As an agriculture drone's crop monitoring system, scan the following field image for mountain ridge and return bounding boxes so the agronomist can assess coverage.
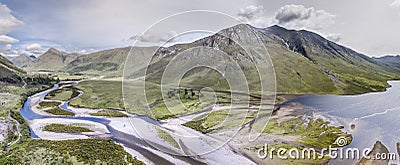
[24,24,400,94]
[12,54,36,68]
[374,55,400,70]
[24,48,80,71]
[138,24,399,94]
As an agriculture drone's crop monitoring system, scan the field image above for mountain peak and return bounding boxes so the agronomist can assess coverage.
[269,24,286,30]
[12,54,35,68]
[45,48,64,54]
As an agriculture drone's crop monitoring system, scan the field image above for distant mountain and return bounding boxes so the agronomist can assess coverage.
[63,47,130,73]
[12,54,36,68]
[126,24,399,94]
[63,47,158,76]
[374,55,400,70]
[25,48,80,71]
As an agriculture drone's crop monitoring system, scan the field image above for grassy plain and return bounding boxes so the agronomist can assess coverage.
[45,87,79,101]
[70,80,125,110]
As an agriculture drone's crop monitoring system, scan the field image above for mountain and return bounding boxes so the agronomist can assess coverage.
[63,46,159,76]
[0,54,26,85]
[125,24,399,94]
[53,24,399,94]
[25,48,80,71]
[63,47,130,73]
[12,54,36,68]
[374,55,400,70]
[263,25,398,94]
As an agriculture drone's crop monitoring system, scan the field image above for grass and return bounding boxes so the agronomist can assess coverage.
[156,128,180,149]
[38,101,61,109]
[147,87,217,120]
[0,139,144,164]
[240,116,351,164]
[0,77,145,165]
[267,45,339,94]
[262,117,352,149]
[0,94,18,119]
[43,124,93,133]
[45,88,74,101]
[53,72,86,81]
[183,110,229,133]
[90,110,128,117]
[70,80,125,110]
[183,109,256,133]
[44,107,74,116]
[74,80,212,120]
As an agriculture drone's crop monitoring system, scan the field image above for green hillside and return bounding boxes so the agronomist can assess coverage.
[264,25,399,94]
[63,47,130,74]
[126,24,399,95]
[0,54,26,86]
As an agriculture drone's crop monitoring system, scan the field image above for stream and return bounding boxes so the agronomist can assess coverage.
[19,80,256,165]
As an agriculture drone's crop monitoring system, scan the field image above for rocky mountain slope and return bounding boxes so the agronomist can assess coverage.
[262,25,398,94]
[126,24,399,94]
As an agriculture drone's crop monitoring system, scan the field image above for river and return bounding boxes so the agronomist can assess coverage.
[19,80,255,165]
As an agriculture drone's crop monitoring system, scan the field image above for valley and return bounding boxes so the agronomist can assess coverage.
[1,24,400,164]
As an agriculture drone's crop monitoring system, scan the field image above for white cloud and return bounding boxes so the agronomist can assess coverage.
[325,33,342,42]
[76,48,96,55]
[238,5,264,21]
[237,5,269,27]
[0,3,23,45]
[24,43,47,55]
[0,44,19,57]
[0,35,19,44]
[273,4,336,31]
[129,31,178,43]
[390,0,400,7]
[0,3,23,35]
[25,43,43,51]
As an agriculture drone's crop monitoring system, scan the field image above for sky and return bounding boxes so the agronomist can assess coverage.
[0,0,400,58]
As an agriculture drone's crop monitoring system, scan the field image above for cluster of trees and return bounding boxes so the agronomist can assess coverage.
[166,88,199,100]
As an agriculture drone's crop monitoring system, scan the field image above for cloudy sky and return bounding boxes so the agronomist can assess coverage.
[0,0,399,58]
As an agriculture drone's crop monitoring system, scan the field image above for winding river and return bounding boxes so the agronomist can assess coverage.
[19,81,255,165]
